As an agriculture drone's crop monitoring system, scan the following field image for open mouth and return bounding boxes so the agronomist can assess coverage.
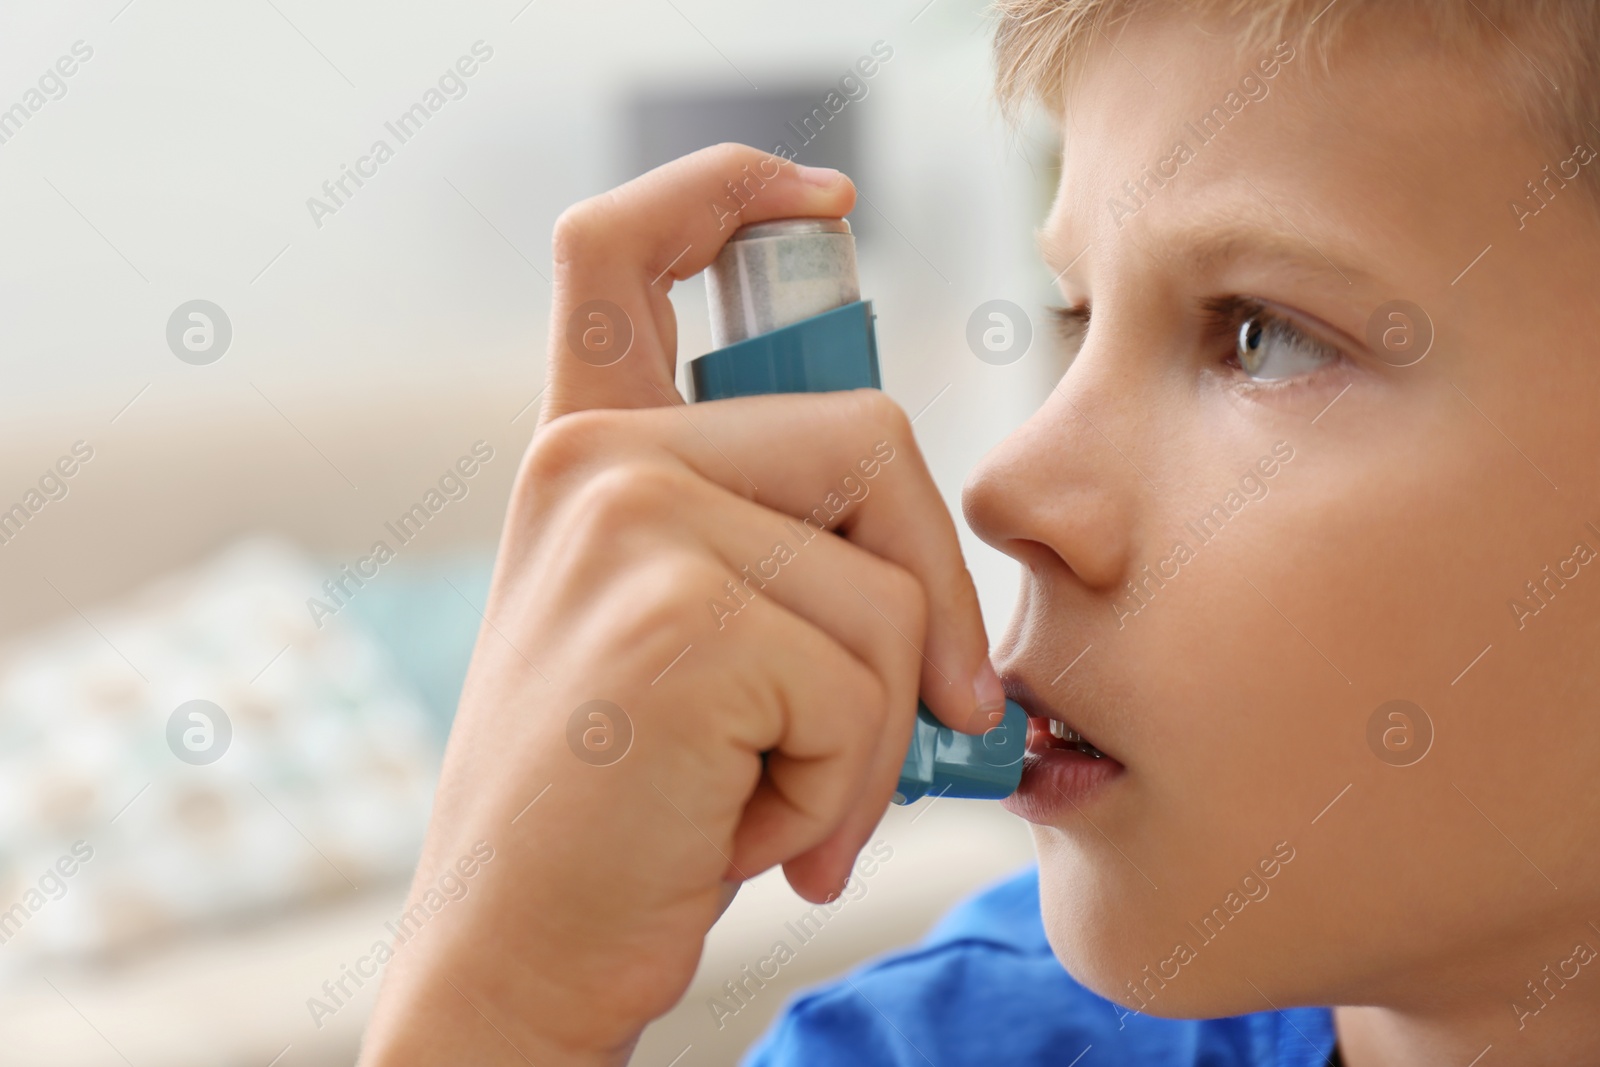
[1043,717,1109,759]
[1004,679,1125,821]
[1005,692,1125,822]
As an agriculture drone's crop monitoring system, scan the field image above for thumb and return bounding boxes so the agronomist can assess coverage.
[541,143,857,422]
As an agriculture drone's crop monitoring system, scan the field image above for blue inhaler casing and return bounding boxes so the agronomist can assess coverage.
[687,218,1026,804]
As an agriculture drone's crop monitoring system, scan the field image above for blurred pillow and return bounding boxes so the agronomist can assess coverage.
[0,537,442,970]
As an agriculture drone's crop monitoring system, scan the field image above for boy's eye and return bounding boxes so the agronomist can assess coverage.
[1048,303,1091,350]
[1225,303,1340,382]
[1046,297,1342,382]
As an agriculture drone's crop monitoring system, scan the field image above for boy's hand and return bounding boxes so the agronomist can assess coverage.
[359,144,1001,1065]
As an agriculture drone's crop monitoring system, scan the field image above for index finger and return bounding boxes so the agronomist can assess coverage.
[542,143,857,421]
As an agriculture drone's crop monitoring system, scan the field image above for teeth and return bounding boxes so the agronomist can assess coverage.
[1047,718,1105,758]
[1047,719,1083,743]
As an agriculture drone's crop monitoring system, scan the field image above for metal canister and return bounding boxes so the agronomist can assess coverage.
[706,218,860,348]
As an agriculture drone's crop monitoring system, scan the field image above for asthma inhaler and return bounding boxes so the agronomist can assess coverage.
[688,217,1026,804]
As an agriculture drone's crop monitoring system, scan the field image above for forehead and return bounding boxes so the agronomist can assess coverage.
[1038,13,1545,297]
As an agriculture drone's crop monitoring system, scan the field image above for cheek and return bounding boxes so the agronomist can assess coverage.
[1109,389,1600,986]
[1310,395,1600,913]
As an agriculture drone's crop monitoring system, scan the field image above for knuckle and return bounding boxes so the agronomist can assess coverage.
[852,388,912,443]
[515,412,696,554]
[568,461,688,537]
[877,560,928,632]
[609,554,722,659]
[551,193,618,266]
[550,204,591,265]
[848,666,892,730]
[694,141,758,170]
[520,409,620,488]
[541,550,713,701]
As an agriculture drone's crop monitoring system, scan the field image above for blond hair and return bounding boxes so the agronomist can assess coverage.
[991,0,1600,161]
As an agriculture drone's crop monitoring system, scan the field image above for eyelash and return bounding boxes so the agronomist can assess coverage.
[1201,295,1343,379]
[1048,303,1090,347]
[1045,297,1345,383]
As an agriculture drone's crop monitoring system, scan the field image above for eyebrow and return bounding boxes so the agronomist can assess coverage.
[1039,209,1377,292]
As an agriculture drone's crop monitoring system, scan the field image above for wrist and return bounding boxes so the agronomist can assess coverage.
[360,972,637,1067]
[359,932,642,1067]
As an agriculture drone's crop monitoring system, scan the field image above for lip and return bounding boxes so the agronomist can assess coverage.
[1000,676,1125,825]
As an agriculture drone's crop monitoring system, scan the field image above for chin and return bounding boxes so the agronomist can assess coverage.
[1034,838,1265,1021]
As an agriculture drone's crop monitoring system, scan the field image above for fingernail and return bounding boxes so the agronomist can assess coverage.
[972,658,1006,725]
[795,164,843,187]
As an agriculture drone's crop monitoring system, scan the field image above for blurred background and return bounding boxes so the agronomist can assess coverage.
[0,0,1072,1063]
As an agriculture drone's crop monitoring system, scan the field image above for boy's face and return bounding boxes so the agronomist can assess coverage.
[963,13,1600,1018]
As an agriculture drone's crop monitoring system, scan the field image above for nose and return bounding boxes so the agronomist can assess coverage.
[961,354,1142,596]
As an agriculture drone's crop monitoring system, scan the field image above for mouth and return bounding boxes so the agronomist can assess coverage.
[1001,674,1125,823]
[1006,677,1116,763]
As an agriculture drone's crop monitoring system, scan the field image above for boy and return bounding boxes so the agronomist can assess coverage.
[359,2,1600,1064]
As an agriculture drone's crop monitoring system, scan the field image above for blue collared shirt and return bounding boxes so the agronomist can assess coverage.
[745,867,1338,1066]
